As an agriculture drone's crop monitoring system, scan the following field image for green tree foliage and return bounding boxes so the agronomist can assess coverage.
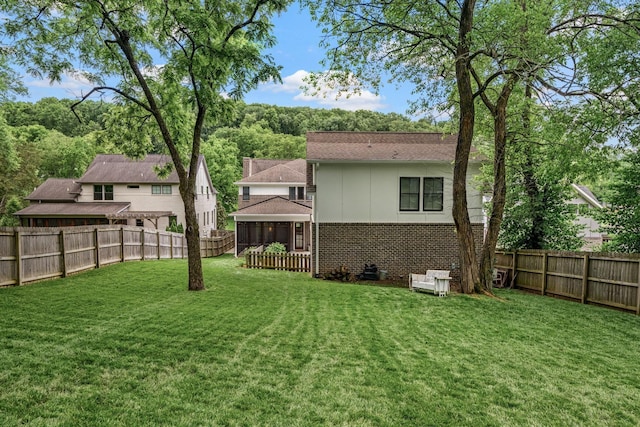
[0,98,108,136]
[596,150,640,253]
[201,136,242,213]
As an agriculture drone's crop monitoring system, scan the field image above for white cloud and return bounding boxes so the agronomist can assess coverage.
[261,69,387,112]
[27,71,96,96]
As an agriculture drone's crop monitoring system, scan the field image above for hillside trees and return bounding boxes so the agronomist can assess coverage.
[306,0,640,293]
[596,150,640,253]
[1,0,292,291]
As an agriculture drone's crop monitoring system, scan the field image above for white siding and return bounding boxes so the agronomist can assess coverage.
[194,161,217,235]
[77,161,217,236]
[314,162,483,224]
[237,184,291,197]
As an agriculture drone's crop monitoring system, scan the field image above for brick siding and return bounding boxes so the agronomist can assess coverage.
[314,222,484,285]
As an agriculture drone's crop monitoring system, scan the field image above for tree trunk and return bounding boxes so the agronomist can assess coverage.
[452,0,480,294]
[479,81,515,290]
[182,189,205,291]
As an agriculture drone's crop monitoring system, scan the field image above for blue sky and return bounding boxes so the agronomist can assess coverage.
[17,5,418,117]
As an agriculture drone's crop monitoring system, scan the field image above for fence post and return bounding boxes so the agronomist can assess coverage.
[636,260,640,315]
[581,253,590,304]
[541,252,548,296]
[15,230,22,286]
[120,227,125,262]
[157,231,161,260]
[170,233,174,259]
[60,229,67,278]
[511,250,518,288]
[141,229,145,261]
[95,228,101,268]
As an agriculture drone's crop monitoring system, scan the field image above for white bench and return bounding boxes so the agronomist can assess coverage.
[409,270,452,297]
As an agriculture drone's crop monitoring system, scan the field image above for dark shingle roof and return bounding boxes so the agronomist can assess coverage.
[230,196,312,216]
[25,178,81,202]
[78,154,180,184]
[306,131,479,162]
[14,202,130,217]
[237,159,307,184]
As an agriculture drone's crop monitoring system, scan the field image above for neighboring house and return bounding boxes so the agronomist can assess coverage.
[306,131,485,281]
[15,154,218,236]
[569,183,607,250]
[230,158,312,255]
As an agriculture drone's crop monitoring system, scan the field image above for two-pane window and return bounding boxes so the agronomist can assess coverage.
[399,178,420,211]
[289,186,305,200]
[152,185,172,195]
[93,185,114,201]
[399,177,443,212]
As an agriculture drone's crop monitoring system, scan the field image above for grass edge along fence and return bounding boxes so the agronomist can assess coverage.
[0,226,234,287]
[245,246,311,273]
[495,249,640,315]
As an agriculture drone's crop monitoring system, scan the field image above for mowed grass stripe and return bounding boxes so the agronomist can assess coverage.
[1,255,639,426]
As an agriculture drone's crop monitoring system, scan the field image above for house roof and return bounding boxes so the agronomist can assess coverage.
[25,178,81,202]
[306,131,480,162]
[242,158,294,178]
[78,154,181,184]
[237,159,307,184]
[572,184,604,209]
[14,202,131,217]
[229,196,312,216]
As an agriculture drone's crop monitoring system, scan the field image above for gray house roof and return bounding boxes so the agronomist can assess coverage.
[25,178,81,202]
[230,196,312,216]
[15,202,130,217]
[306,131,480,162]
[78,154,180,184]
[236,159,306,184]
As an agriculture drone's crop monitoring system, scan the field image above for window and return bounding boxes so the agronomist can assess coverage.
[399,177,420,211]
[289,186,305,200]
[136,219,144,227]
[423,178,444,211]
[127,185,139,189]
[152,185,172,195]
[93,184,114,201]
[297,186,305,200]
[289,186,296,200]
[242,186,250,201]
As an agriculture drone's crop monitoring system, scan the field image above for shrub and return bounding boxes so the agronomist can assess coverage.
[264,242,286,254]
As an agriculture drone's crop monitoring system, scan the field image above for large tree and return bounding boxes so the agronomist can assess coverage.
[306,0,640,293]
[1,0,291,290]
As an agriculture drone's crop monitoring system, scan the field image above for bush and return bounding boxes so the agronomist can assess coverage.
[264,242,286,254]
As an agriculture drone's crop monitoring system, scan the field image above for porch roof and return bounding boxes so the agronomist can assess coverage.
[14,202,131,217]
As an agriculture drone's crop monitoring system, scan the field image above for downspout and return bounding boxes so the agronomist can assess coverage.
[313,162,319,276]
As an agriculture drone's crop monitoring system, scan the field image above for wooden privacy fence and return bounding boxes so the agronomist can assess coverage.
[495,249,640,315]
[245,249,311,273]
[0,226,235,287]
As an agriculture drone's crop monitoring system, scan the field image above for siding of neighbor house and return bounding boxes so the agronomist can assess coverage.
[314,162,483,223]
[20,154,217,236]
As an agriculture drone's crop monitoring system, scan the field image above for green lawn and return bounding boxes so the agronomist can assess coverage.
[1,256,640,426]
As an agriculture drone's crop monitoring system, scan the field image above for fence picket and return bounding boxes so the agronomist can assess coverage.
[0,226,234,287]
[496,249,640,315]
[244,251,311,273]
